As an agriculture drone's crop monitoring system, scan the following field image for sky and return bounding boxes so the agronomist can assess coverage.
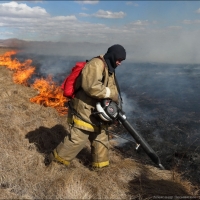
[1,1,200,63]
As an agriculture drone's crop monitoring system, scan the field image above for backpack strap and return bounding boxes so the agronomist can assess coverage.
[95,56,106,70]
[114,73,123,106]
[96,56,122,104]
[97,56,123,106]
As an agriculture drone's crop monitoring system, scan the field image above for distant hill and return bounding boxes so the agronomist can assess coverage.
[0,38,28,48]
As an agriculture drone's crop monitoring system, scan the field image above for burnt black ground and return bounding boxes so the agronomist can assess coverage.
[117,62,200,185]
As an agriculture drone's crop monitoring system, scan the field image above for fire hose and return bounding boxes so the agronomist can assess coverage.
[96,99,165,170]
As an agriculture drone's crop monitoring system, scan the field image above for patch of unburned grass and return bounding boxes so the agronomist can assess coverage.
[0,47,14,55]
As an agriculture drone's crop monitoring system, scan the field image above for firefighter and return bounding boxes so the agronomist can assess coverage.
[44,44,126,168]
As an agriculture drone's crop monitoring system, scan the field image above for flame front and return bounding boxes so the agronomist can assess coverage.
[0,51,35,85]
[30,76,68,115]
[0,51,68,115]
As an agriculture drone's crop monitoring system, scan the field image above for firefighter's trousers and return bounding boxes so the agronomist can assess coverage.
[53,126,109,168]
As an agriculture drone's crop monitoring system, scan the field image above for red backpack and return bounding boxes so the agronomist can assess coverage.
[61,57,105,99]
[61,61,86,98]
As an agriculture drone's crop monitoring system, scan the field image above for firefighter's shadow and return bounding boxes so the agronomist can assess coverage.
[25,124,92,166]
[25,124,68,154]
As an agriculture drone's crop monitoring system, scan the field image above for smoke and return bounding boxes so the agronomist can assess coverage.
[116,62,200,148]
[15,48,200,121]
[15,50,84,84]
[19,41,109,59]
[7,32,200,65]
[152,130,163,143]
[121,93,137,116]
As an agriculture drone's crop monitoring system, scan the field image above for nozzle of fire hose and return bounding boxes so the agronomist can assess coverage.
[117,111,165,169]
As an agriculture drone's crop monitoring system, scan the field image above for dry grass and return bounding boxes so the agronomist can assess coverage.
[0,48,14,55]
[0,49,199,199]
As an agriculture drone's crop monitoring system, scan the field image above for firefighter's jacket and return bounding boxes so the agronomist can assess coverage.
[67,55,119,132]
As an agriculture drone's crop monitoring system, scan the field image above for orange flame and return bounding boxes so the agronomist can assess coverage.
[30,76,68,115]
[0,51,68,115]
[0,50,35,85]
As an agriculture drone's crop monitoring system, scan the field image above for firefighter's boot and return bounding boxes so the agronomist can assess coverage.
[44,150,70,167]
[44,152,55,166]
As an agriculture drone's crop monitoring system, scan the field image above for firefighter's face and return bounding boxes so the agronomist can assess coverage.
[116,59,123,66]
[116,60,122,66]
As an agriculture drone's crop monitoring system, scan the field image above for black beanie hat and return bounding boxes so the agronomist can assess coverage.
[104,44,126,74]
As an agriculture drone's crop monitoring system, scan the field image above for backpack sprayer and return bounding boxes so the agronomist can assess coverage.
[96,99,165,170]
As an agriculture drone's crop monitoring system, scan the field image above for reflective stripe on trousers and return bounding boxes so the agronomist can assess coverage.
[68,116,107,132]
